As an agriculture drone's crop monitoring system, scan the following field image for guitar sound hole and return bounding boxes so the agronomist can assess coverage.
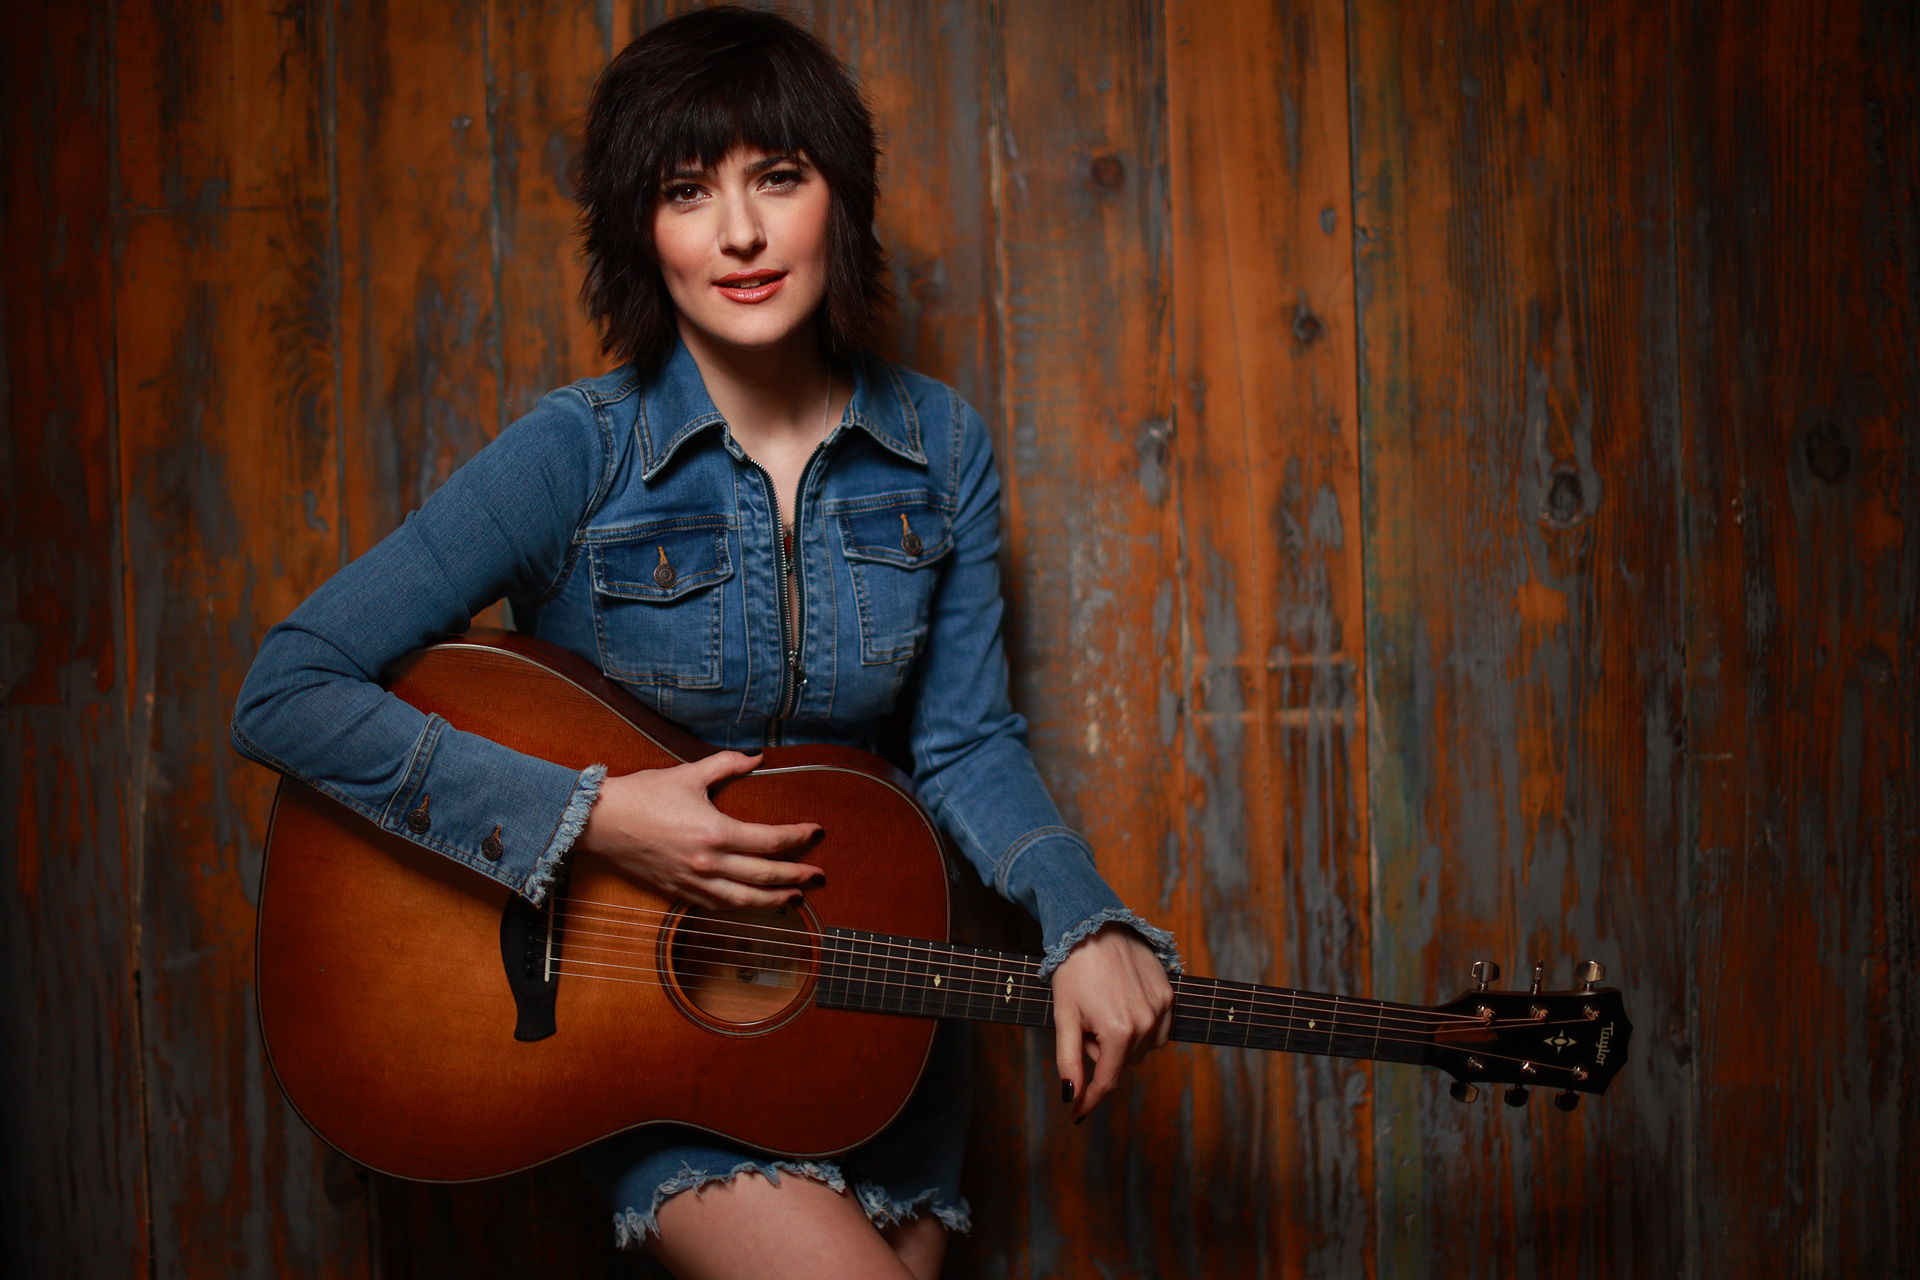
[665,902,819,1035]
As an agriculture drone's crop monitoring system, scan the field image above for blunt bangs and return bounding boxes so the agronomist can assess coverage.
[576,6,890,373]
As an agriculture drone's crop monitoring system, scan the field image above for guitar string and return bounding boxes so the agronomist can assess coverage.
[559,911,1467,1037]
[553,894,1486,1028]
[557,945,1587,1046]
[560,920,1473,1044]
[558,908,1521,1037]
[550,917,1563,1047]
[551,898,1499,1032]
[534,958,1597,1077]
[550,950,1604,1044]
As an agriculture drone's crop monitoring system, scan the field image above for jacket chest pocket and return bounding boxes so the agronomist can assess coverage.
[831,494,952,665]
[588,519,732,688]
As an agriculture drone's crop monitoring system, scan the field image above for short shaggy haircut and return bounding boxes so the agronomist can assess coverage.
[575,6,891,374]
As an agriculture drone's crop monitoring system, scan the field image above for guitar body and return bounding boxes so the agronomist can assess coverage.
[255,632,949,1182]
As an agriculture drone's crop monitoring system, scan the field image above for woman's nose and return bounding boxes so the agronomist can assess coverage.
[717,194,765,256]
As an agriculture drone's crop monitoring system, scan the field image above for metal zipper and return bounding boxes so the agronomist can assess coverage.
[755,446,827,748]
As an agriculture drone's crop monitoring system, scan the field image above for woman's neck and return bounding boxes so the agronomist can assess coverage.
[675,315,834,446]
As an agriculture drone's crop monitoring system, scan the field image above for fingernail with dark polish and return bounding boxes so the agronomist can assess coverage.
[807,874,826,888]
[1074,1113,1086,1126]
[1061,1079,1074,1104]
[808,829,826,844]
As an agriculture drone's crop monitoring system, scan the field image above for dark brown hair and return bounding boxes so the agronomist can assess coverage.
[575,6,890,373]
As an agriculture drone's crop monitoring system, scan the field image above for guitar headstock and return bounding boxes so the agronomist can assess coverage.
[1427,960,1631,1110]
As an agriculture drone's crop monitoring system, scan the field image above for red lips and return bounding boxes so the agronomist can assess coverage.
[714,270,787,303]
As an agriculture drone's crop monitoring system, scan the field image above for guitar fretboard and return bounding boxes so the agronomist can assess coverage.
[816,929,1433,1066]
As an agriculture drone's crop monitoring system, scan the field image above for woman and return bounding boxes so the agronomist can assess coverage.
[232,8,1177,1277]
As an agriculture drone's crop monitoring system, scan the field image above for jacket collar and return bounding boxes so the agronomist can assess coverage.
[636,337,926,479]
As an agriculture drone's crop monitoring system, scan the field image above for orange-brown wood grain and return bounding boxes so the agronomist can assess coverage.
[111,1,366,1273]
[1673,0,1919,1273]
[1165,1,1375,1273]
[1,11,146,1272]
[114,0,329,212]
[491,0,617,420]
[1351,0,1690,1273]
[990,2,1187,1274]
[825,0,1004,417]
[334,0,502,556]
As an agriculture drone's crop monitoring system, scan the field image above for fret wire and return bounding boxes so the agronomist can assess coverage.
[897,934,919,1018]
[878,932,896,1015]
[856,930,875,1013]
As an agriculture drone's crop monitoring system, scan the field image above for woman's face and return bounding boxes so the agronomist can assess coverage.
[651,145,833,359]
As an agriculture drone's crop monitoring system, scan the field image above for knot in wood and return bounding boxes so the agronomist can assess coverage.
[1089,153,1125,190]
[1804,423,1849,483]
[1542,470,1585,527]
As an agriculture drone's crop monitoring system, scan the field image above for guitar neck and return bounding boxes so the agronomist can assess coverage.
[817,929,1434,1068]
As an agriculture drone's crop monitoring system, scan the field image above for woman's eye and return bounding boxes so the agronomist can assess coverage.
[663,184,703,205]
[762,169,803,191]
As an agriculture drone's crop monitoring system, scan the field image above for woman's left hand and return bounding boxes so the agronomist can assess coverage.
[1050,923,1175,1122]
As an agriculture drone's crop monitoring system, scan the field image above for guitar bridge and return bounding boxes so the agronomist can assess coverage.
[499,873,566,1041]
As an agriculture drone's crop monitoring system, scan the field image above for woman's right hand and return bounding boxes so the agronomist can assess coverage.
[576,750,824,909]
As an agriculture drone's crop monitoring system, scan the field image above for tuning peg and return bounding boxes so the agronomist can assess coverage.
[1576,959,1605,991]
[1470,960,1501,991]
[1449,1080,1480,1103]
[1503,1085,1530,1107]
[1529,962,1544,995]
[1554,1091,1581,1112]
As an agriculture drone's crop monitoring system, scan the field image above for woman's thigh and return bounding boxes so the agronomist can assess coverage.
[651,1169,943,1280]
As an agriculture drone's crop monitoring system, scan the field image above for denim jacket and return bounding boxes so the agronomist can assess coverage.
[231,341,1177,977]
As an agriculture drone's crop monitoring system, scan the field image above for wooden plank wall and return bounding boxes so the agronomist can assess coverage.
[2,1,1913,1277]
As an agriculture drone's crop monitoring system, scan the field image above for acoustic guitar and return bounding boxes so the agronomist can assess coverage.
[254,630,1632,1182]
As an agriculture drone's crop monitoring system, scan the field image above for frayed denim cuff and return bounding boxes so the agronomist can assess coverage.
[1038,907,1184,983]
[991,826,1183,982]
[526,763,605,905]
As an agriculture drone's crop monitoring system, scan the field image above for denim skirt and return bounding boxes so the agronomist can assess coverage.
[578,1021,974,1247]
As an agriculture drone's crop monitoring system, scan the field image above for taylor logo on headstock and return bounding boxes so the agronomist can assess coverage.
[1596,1023,1616,1064]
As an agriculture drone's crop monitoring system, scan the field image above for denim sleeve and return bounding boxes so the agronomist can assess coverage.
[904,397,1181,981]
[230,386,612,904]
